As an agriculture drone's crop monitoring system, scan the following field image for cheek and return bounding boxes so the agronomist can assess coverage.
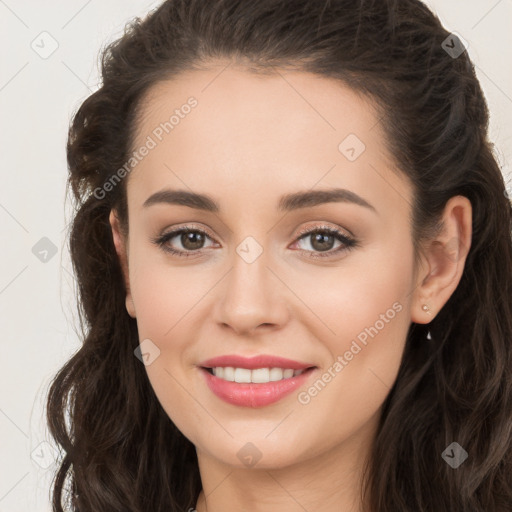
[291,250,412,420]
[329,256,412,391]
[293,297,410,451]
[280,244,413,346]
[129,255,213,340]
[128,262,209,440]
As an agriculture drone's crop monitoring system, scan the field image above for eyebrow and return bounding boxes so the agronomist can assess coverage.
[142,187,377,214]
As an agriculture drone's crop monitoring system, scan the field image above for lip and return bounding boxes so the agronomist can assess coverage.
[199,366,317,408]
[198,354,315,370]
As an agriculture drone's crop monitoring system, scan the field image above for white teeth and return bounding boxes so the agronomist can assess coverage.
[269,368,283,381]
[234,368,251,383]
[211,367,306,383]
[223,366,235,381]
[251,368,270,383]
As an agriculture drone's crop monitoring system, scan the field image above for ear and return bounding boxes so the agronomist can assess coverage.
[109,209,136,318]
[411,195,472,324]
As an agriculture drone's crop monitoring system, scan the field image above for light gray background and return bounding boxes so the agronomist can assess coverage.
[0,1,511,510]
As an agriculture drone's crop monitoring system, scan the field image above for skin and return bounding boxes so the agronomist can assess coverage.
[109,61,472,512]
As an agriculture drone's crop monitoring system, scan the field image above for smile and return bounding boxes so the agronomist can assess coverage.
[206,366,305,383]
[199,366,317,408]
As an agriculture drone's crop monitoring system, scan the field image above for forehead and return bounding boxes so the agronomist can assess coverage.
[127,64,412,221]
[133,64,384,153]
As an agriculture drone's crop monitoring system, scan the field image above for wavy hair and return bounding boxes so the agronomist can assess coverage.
[46,0,512,510]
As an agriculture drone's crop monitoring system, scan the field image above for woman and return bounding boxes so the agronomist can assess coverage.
[46,0,512,510]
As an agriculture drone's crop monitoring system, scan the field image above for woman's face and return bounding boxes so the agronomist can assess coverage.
[111,63,422,470]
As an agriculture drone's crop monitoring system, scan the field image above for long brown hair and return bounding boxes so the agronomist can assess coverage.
[46,0,512,510]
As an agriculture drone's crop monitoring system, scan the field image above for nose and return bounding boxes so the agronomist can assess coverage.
[213,246,290,337]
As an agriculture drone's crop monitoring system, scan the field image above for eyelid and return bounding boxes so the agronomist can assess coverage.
[159,221,353,242]
[290,224,358,259]
[152,222,358,259]
[161,222,218,241]
[294,222,354,239]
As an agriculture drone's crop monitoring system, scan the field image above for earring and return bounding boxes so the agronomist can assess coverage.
[422,303,433,340]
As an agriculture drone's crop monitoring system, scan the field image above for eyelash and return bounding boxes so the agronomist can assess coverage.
[150,224,359,260]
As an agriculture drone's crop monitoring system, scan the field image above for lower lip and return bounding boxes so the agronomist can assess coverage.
[199,367,316,408]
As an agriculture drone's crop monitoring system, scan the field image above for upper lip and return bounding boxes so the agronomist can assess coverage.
[199,354,316,370]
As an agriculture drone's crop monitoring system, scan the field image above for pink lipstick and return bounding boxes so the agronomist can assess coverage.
[198,354,317,408]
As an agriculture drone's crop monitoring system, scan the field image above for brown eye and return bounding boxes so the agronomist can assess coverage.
[308,232,336,252]
[151,227,216,257]
[180,231,206,250]
[292,226,359,259]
